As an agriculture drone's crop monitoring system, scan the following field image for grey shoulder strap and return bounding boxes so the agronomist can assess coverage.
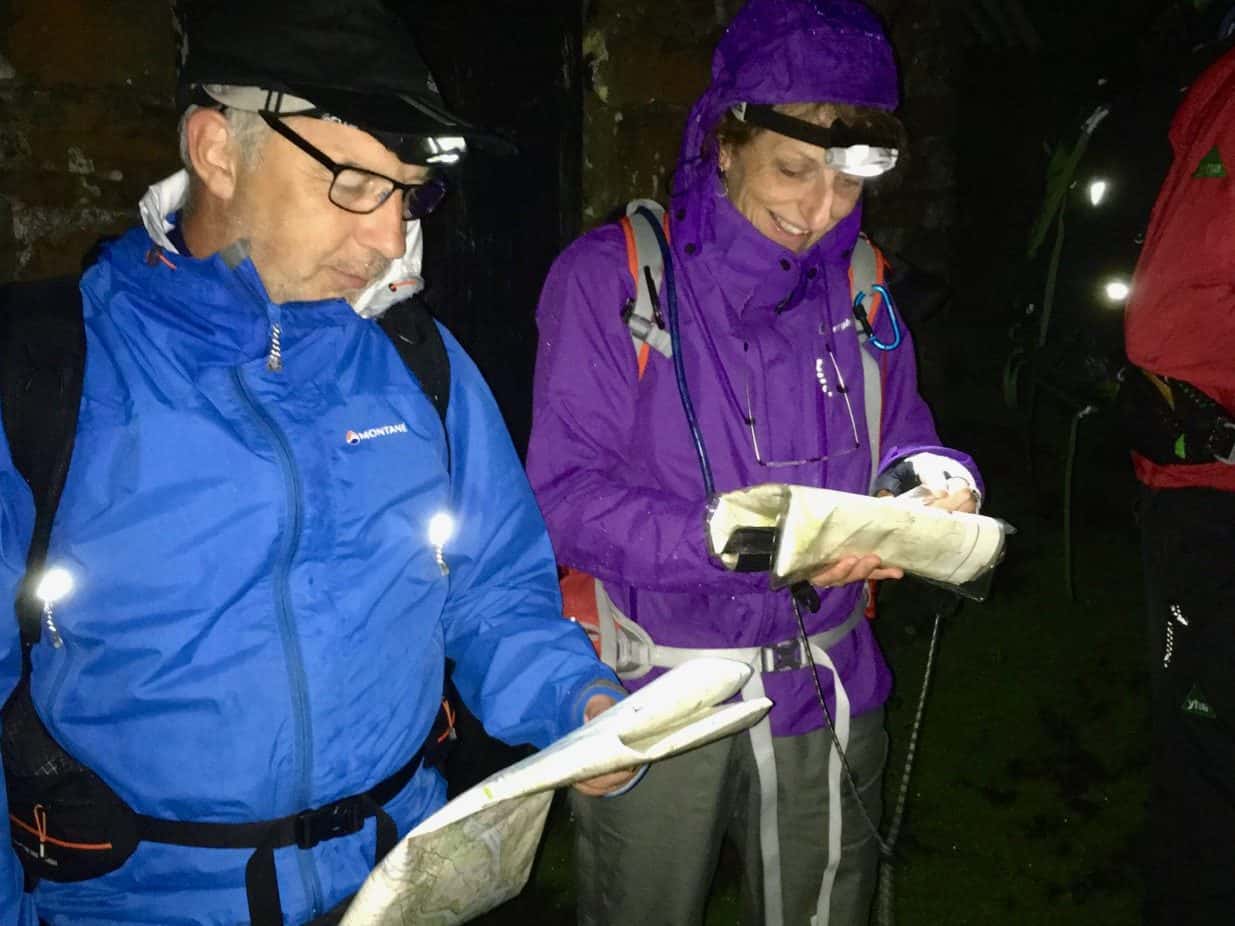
[850,235,883,490]
[622,199,673,363]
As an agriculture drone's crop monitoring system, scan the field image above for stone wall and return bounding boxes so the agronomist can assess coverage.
[0,0,179,281]
[0,1,960,282]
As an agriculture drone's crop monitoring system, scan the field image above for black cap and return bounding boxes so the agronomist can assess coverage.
[172,0,510,154]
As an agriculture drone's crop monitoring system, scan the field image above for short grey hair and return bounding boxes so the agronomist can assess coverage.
[177,104,270,172]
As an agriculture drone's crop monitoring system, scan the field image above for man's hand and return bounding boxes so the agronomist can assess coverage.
[571,694,639,797]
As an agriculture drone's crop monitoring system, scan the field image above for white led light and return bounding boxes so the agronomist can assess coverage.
[1104,279,1131,303]
[825,145,899,178]
[428,513,456,548]
[1088,179,1109,206]
[35,567,74,605]
[842,163,888,178]
[428,513,455,577]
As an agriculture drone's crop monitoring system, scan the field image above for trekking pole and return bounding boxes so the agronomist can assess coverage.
[874,593,957,926]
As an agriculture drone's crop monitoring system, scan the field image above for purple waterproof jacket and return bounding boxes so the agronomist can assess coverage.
[527,0,980,736]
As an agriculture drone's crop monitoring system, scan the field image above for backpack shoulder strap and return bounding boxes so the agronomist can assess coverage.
[0,275,87,646]
[377,294,452,466]
[618,199,673,379]
[848,235,888,490]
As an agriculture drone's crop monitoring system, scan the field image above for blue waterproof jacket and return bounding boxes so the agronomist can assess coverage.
[4,182,620,924]
[0,424,34,926]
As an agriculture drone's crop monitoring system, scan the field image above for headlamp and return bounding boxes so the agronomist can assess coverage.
[380,132,467,167]
[824,144,898,178]
[730,103,900,178]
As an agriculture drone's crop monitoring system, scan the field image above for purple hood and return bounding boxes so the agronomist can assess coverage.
[675,0,900,199]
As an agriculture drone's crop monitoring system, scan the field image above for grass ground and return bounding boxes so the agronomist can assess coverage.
[473,316,1148,925]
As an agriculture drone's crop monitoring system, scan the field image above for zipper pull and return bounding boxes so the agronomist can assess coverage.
[265,303,284,372]
[266,322,283,372]
[34,804,48,858]
[43,604,64,649]
[35,567,74,649]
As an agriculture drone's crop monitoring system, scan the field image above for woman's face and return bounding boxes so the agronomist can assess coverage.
[718,112,863,254]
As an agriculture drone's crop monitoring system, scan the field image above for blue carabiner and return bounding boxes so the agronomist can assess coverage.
[852,284,902,352]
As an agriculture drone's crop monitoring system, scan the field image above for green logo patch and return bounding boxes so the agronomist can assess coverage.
[1193,146,1227,179]
[1182,684,1218,720]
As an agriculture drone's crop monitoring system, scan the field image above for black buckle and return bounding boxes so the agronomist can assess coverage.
[294,799,366,851]
[765,637,804,673]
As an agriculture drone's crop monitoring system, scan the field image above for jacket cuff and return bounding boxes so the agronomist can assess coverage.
[601,761,649,798]
[563,676,626,737]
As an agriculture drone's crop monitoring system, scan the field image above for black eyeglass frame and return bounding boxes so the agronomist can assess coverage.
[742,345,862,468]
[258,113,447,220]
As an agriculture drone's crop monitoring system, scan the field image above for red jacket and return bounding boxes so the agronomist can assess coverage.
[1125,46,1235,491]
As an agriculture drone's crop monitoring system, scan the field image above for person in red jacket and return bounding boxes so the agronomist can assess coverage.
[1123,43,1235,926]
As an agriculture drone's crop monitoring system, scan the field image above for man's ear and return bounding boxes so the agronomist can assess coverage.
[183,108,243,201]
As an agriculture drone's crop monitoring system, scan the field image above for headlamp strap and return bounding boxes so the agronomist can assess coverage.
[732,103,896,151]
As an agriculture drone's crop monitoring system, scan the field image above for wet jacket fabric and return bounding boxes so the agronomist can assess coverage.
[4,177,620,925]
[1125,45,1235,492]
[526,0,978,737]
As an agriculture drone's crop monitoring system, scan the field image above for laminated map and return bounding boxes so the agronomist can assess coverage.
[341,657,771,925]
[707,483,1008,590]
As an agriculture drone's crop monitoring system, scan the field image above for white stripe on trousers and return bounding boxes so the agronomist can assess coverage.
[745,649,852,926]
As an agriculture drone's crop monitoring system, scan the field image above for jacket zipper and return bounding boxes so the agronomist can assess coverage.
[230,366,324,917]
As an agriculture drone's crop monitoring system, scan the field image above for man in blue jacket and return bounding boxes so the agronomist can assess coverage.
[0,2,628,923]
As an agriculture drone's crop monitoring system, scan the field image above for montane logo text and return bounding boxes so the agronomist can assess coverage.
[345,423,409,446]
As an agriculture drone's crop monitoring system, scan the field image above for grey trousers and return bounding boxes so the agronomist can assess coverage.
[571,707,887,926]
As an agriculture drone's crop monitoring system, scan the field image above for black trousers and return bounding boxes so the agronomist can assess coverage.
[1140,485,1235,924]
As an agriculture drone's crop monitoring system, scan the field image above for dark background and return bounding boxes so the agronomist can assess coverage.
[407,0,583,452]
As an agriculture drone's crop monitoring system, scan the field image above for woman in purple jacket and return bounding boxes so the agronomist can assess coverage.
[527,1,981,923]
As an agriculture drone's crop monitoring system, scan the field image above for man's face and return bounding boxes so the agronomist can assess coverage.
[227,116,429,305]
[718,111,863,255]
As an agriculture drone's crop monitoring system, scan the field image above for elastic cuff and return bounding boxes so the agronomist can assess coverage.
[602,762,649,799]
[565,677,626,735]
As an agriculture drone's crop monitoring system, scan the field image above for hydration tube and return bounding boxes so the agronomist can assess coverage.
[635,205,716,496]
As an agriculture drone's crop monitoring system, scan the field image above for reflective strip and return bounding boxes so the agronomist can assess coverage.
[807,645,851,926]
[742,669,786,926]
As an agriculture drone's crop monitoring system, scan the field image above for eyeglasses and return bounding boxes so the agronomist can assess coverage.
[260,114,448,221]
[743,345,861,468]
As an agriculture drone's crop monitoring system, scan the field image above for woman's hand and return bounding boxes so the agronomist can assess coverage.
[809,554,903,589]
[919,485,979,513]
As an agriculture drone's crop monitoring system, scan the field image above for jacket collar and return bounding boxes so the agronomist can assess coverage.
[672,171,862,325]
[138,171,426,319]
